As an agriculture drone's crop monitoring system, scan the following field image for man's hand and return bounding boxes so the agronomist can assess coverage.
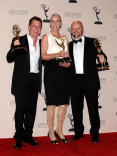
[97,54,105,63]
[14,40,20,46]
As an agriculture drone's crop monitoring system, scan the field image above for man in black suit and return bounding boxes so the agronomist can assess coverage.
[7,16,42,149]
[69,21,107,143]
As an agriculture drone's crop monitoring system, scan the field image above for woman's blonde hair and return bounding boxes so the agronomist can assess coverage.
[50,13,62,22]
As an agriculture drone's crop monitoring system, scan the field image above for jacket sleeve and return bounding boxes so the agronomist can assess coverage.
[6,38,16,62]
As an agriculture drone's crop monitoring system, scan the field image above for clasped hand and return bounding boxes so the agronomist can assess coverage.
[97,54,105,63]
[59,50,66,58]
[58,50,71,68]
[59,62,71,68]
[14,40,20,46]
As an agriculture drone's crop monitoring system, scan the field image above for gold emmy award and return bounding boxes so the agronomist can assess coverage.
[94,39,109,70]
[55,34,72,64]
[11,24,27,57]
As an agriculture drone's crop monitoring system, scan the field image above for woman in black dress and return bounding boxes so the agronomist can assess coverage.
[41,13,71,144]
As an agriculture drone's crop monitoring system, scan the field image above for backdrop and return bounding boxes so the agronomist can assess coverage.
[0,0,117,138]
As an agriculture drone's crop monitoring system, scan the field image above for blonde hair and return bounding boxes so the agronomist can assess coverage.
[50,13,62,22]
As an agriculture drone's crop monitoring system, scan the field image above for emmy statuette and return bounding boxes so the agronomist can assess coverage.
[11,24,27,57]
[94,39,109,70]
[55,34,72,64]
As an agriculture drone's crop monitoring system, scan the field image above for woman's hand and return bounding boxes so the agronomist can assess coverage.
[59,62,71,68]
[58,50,66,58]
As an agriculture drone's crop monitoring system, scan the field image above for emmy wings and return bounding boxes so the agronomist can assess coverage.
[55,34,67,51]
[94,39,101,53]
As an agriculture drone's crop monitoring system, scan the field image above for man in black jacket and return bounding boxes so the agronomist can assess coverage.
[69,21,107,143]
[7,16,42,149]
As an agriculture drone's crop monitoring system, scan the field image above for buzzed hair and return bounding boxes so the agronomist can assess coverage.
[29,16,42,27]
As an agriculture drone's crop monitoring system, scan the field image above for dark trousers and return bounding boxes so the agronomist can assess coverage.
[14,73,39,141]
[71,74,100,138]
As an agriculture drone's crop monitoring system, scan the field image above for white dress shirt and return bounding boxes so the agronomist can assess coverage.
[73,36,85,74]
[27,34,40,73]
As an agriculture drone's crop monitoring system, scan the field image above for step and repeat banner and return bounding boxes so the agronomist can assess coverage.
[0,0,117,138]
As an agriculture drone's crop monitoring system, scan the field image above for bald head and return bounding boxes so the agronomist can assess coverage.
[71,21,83,28]
[71,21,84,39]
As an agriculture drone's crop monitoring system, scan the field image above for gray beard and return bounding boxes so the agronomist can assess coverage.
[72,34,80,39]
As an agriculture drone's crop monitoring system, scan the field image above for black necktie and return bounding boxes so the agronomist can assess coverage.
[73,38,82,44]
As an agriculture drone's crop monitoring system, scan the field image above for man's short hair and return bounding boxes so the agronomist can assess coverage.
[29,16,42,27]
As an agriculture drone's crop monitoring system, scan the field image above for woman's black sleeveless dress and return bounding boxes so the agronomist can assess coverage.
[44,32,69,106]
[44,59,69,106]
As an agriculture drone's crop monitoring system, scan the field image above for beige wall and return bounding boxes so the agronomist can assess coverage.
[0,0,117,138]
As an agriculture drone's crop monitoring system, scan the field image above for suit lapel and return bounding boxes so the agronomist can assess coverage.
[84,36,90,62]
[69,41,74,63]
[22,34,30,66]
[39,39,41,68]
[69,41,76,75]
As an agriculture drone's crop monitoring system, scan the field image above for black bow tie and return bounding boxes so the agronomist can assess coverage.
[73,38,82,44]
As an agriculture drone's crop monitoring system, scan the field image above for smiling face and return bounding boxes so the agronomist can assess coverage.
[71,21,84,40]
[28,20,42,39]
[50,15,62,31]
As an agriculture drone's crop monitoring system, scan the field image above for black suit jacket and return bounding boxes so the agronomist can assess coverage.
[69,36,107,90]
[7,34,42,95]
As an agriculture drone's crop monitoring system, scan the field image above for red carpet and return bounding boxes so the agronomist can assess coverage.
[0,133,117,156]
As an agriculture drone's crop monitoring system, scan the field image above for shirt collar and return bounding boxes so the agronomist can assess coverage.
[27,34,40,46]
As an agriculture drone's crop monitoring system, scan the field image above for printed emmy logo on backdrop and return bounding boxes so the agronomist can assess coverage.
[64,12,81,18]
[100,78,106,83]
[9,100,15,121]
[37,123,48,128]
[13,115,15,121]
[10,100,15,106]
[41,92,47,111]
[67,114,74,132]
[90,35,106,41]
[93,7,102,24]
[69,0,77,3]
[116,112,117,129]
[9,9,28,15]
[98,93,102,109]
[114,14,117,19]
[68,27,73,40]
[113,97,117,102]
[113,56,117,61]
[100,120,106,126]
[41,4,50,23]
